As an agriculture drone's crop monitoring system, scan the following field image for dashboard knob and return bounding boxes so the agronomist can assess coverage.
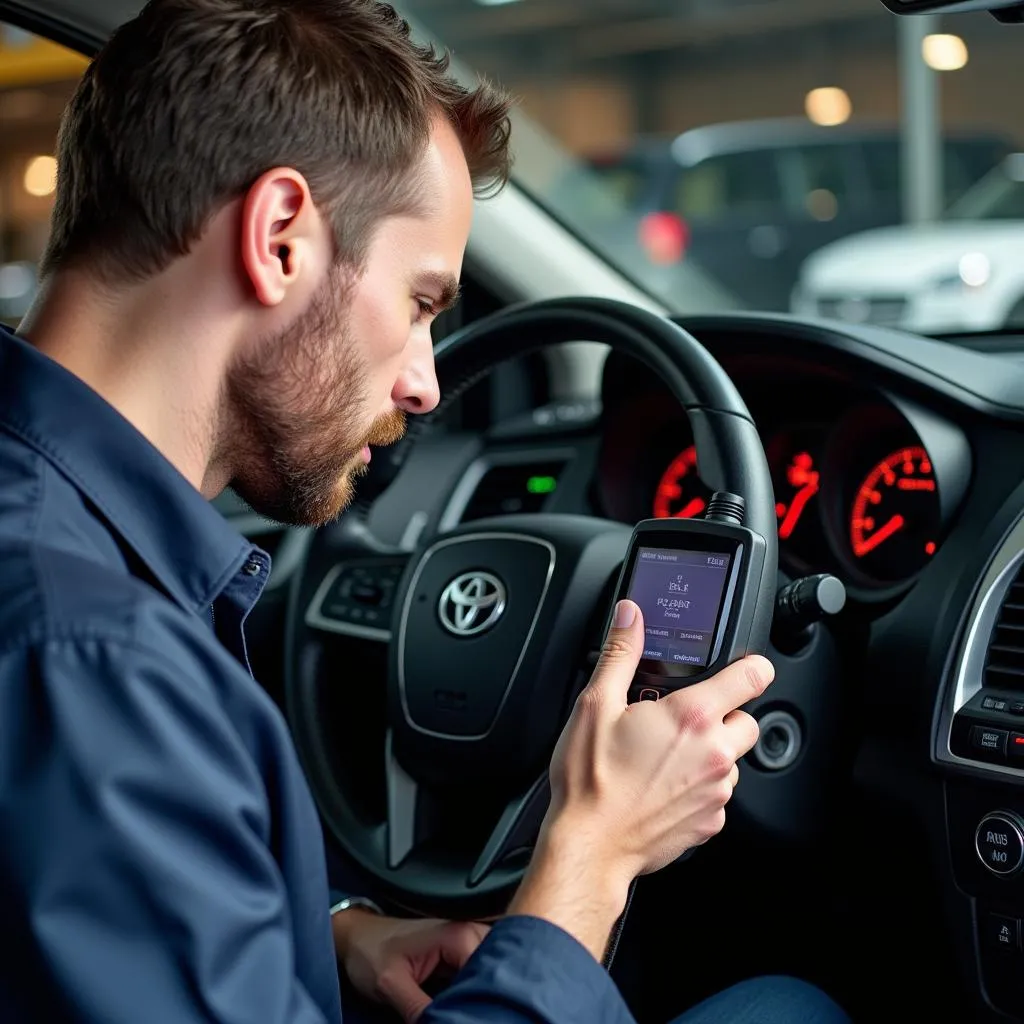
[975,810,1024,878]
[771,573,846,654]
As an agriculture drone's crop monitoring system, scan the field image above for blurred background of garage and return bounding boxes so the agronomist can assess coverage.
[0,0,1020,326]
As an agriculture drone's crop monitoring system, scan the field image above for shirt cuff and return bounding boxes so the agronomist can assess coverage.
[425,914,635,1024]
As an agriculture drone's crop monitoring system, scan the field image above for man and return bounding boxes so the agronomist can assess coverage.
[0,1,851,1022]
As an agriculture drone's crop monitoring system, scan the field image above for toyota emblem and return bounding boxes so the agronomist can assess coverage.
[438,571,507,637]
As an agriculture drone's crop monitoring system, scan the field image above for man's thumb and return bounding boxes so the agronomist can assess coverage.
[590,599,644,700]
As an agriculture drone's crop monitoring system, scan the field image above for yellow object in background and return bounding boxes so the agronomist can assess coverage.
[0,27,87,88]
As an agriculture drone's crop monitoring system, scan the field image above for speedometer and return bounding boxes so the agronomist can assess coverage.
[848,445,940,582]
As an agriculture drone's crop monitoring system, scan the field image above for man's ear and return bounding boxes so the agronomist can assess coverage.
[239,167,325,307]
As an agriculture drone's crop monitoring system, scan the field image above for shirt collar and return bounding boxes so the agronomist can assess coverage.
[0,325,253,614]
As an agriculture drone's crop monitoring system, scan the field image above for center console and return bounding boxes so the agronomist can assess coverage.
[938,514,1024,1019]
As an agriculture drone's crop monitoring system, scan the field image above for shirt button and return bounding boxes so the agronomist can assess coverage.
[243,558,262,576]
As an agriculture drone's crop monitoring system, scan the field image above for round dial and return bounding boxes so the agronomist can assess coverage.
[652,445,710,519]
[848,445,940,582]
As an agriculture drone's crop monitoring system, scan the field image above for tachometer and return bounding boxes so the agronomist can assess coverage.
[849,445,940,581]
[653,445,710,519]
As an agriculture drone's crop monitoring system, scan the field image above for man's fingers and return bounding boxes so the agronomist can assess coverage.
[377,967,431,1024]
[722,706,760,756]
[668,654,774,718]
[587,600,644,704]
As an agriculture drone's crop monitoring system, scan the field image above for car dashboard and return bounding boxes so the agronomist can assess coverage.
[216,301,1024,1024]
[431,316,983,613]
[351,312,1024,1020]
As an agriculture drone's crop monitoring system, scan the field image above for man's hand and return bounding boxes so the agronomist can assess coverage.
[332,909,490,1022]
[509,599,774,958]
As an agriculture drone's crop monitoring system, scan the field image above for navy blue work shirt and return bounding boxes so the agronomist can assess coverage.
[0,326,636,1024]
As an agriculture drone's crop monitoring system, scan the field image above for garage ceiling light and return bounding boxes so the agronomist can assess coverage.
[805,87,852,127]
[922,33,969,70]
[23,155,56,197]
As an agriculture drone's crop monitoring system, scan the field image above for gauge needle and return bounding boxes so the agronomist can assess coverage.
[855,514,905,557]
[779,479,819,540]
[677,497,706,519]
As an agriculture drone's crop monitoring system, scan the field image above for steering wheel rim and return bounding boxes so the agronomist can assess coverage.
[284,296,779,915]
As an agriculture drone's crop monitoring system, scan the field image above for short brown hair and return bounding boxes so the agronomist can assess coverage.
[41,0,512,284]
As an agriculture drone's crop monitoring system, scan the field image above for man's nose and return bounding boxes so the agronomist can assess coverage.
[392,335,440,415]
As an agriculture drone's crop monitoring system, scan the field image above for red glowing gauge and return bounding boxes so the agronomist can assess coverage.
[653,445,709,519]
[848,445,941,582]
[775,451,820,540]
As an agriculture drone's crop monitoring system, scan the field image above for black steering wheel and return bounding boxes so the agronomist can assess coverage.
[285,297,839,919]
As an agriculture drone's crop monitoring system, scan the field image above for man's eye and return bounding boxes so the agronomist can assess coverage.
[414,298,437,322]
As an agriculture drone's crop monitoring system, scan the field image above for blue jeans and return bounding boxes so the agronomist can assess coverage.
[671,976,851,1023]
[341,974,852,1023]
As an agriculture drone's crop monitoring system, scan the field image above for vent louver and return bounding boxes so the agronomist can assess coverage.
[984,561,1024,690]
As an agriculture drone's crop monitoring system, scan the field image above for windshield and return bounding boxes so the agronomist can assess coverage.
[0,7,1020,336]
[398,1,1021,334]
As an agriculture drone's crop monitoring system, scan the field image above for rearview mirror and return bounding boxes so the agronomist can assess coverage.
[878,0,1024,16]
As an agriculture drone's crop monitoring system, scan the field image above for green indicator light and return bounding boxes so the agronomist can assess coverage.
[527,475,557,495]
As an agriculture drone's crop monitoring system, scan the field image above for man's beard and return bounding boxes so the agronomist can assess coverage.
[224,278,406,527]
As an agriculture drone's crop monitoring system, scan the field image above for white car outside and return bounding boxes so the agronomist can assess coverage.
[792,154,1024,333]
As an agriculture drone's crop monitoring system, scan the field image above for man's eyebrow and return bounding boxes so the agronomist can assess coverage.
[419,271,462,312]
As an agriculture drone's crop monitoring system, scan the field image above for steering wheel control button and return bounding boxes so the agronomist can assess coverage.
[970,726,1008,758]
[983,913,1022,954]
[311,560,406,632]
[975,812,1024,877]
[750,709,802,771]
[351,582,384,605]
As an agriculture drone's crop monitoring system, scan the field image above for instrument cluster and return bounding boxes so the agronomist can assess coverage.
[596,355,972,598]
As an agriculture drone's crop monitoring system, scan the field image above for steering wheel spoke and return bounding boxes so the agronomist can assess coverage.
[385,730,442,869]
[468,773,550,887]
[304,555,409,642]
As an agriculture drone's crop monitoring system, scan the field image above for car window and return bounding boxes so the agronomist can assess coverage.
[949,160,1024,220]
[586,158,648,211]
[979,180,1024,218]
[672,151,782,222]
[860,139,903,204]
[781,143,858,220]
[861,136,1011,208]
[945,139,1014,201]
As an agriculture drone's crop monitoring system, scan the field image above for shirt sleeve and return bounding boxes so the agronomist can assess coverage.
[421,915,638,1024]
[1,636,332,1024]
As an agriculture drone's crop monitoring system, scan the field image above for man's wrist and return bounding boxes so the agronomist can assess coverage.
[330,897,386,960]
[330,895,383,917]
[508,817,634,961]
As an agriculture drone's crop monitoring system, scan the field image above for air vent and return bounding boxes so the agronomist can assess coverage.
[984,561,1024,690]
[459,460,566,523]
